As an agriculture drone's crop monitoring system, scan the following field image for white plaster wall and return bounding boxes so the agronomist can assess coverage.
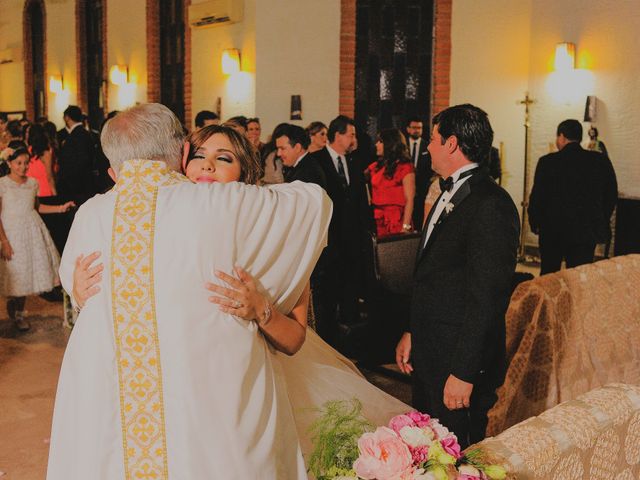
[451,0,640,246]
[190,0,257,128]
[527,0,640,201]
[0,0,27,112]
[255,0,340,137]
[450,0,532,221]
[106,0,147,112]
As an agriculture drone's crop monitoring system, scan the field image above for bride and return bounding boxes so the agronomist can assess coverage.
[70,123,409,473]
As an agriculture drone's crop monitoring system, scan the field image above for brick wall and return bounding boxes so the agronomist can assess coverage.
[22,0,47,121]
[183,0,192,128]
[339,0,451,120]
[338,0,355,118]
[433,0,451,114]
[146,0,160,103]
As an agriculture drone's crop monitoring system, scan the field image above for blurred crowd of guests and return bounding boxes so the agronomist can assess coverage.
[0,105,506,351]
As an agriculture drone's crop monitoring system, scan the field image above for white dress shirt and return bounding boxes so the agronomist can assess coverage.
[423,162,479,248]
[293,151,308,169]
[326,144,350,185]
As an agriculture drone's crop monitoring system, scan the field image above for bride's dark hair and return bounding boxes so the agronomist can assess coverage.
[185,125,264,184]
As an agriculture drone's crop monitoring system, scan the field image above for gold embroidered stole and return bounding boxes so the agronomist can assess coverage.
[111,160,189,479]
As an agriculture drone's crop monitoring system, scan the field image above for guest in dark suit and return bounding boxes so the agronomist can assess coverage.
[405,117,433,228]
[57,106,97,205]
[395,104,520,449]
[528,119,617,275]
[276,124,327,188]
[307,115,371,348]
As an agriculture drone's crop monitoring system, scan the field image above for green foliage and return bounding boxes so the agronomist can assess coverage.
[307,399,373,479]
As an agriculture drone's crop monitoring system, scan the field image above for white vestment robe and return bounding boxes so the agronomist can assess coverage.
[47,160,332,480]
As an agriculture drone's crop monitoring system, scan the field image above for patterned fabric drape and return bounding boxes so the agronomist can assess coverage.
[476,383,640,479]
[488,255,640,435]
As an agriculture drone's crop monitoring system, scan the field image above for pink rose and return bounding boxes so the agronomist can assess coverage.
[457,475,482,480]
[353,427,413,480]
[406,411,431,428]
[441,435,462,459]
[389,414,416,434]
[410,445,429,465]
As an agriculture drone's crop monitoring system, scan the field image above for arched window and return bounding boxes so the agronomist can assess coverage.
[76,0,107,129]
[355,0,435,136]
[147,0,191,126]
[23,0,47,120]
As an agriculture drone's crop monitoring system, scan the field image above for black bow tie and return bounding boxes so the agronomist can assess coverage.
[439,168,478,192]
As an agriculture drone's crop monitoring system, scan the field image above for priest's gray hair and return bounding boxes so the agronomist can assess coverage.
[101,103,184,173]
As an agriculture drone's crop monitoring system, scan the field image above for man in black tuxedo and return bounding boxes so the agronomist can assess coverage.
[307,115,371,348]
[395,104,519,448]
[405,117,433,229]
[57,105,97,205]
[528,119,617,275]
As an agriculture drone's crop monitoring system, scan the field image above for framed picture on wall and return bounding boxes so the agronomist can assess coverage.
[290,95,302,120]
[2,111,27,121]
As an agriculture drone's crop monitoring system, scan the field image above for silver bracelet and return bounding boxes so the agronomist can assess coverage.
[258,302,272,327]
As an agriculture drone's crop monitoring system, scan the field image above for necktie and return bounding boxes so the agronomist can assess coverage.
[336,156,348,189]
[411,141,417,166]
[439,167,478,192]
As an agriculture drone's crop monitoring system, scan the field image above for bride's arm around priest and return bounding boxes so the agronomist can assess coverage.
[47,103,332,480]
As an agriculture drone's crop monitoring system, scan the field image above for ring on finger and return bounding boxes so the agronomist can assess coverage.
[232,300,243,309]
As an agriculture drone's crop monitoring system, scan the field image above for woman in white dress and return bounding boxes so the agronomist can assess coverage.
[0,141,74,330]
[72,125,409,466]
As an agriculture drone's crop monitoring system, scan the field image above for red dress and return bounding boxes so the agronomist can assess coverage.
[367,161,415,237]
[27,155,54,197]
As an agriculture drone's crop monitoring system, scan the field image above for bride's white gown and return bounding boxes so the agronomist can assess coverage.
[278,329,409,460]
[47,165,408,479]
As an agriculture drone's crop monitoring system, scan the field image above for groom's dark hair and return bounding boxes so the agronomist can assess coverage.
[432,104,493,166]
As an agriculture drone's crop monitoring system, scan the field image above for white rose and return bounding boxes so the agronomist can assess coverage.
[399,426,433,447]
[413,468,437,479]
[429,419,450,439]
[458,465,481,476]
[332,477,358,480]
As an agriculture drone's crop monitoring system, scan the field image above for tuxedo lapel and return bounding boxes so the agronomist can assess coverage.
[415,170,486,266]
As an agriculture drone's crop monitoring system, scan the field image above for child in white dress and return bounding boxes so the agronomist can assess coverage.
[0,141,75,330]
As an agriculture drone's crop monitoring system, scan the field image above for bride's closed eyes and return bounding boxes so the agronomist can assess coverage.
[185,134,243,184]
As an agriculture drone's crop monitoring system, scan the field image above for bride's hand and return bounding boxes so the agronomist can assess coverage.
[73,251,104,308]
[206,266,270,324]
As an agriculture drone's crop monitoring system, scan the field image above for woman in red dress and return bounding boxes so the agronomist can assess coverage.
[27,125,56,197]
[366,128,416,237]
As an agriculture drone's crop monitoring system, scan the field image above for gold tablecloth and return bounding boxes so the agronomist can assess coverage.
[477,383,640,479]
[488,255,640,435]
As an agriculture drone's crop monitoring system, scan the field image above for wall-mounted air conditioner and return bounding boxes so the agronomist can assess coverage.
[188,0,243,29]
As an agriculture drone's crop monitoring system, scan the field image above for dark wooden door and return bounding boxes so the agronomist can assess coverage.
[160,0,185,124]
[84,0,105,129]
[355,0,434,138]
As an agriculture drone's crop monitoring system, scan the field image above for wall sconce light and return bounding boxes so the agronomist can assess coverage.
[49,74,64,93]
[110,64,129,86]
[554,42,576,72]
[221,49,241,75]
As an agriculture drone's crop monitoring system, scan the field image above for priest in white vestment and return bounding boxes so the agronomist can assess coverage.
[47,104,332,479]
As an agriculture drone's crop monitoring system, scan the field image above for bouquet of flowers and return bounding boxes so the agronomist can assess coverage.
[308,400,507,480]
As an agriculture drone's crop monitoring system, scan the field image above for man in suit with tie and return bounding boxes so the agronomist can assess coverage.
[528,119,617,274]
[405,117,433,229]
[395,104,519,448]
[307,115,371,348]
[57,105,98,205]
